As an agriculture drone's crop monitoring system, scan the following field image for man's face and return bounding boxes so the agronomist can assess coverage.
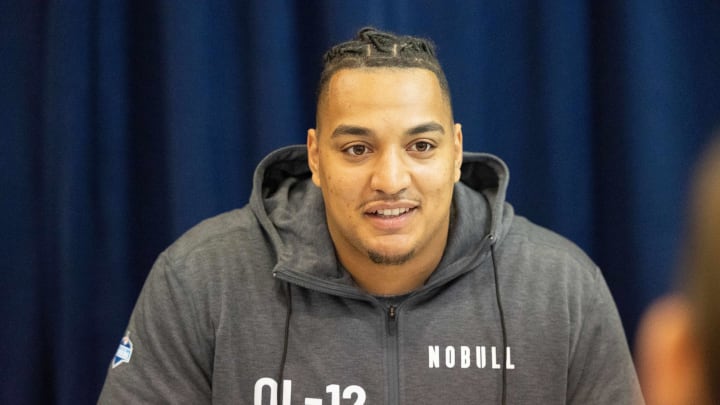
[308,68,463,268]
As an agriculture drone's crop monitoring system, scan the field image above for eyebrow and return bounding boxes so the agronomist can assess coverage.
[331,124,372,138]
[405,121,445,136]
[330,121,445,138]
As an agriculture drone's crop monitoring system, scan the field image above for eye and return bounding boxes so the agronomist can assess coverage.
[344,144,369,156]
[409,141,435,153]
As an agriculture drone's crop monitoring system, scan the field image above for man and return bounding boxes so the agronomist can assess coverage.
[99,28,642,404]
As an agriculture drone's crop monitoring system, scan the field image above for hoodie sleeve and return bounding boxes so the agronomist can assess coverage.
[97,251,213,403]
[566,266,645,404]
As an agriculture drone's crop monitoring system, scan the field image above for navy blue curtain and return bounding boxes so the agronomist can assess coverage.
[3,1,720,403]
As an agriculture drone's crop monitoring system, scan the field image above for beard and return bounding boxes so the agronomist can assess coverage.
[367,248,416,266]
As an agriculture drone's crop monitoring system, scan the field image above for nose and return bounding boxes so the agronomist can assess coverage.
[370,148,411,195]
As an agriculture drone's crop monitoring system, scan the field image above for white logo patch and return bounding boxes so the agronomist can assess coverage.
[112,331,133,368]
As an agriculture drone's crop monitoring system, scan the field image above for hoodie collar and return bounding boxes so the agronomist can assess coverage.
[250,145,513,293]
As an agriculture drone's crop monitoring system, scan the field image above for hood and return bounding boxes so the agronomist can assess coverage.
[249,145,514,295]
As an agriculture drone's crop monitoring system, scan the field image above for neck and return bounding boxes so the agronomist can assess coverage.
[340,239,447,296]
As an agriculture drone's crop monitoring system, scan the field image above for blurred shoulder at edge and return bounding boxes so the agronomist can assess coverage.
[636,134,720,405]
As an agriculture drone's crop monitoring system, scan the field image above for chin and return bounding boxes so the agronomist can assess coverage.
[367,249,416,266]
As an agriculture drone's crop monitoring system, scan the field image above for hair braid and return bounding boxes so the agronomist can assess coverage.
[316,27,452,107]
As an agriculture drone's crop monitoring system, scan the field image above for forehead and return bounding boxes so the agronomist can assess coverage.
[318,68,450,124]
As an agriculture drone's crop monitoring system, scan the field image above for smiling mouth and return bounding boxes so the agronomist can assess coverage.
[368,207,415,217]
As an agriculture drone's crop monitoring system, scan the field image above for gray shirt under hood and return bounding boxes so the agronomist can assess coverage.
[99,145,643,404]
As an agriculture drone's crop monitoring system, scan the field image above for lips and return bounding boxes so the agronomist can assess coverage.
[370,207,412,217]
[363,202,418,231]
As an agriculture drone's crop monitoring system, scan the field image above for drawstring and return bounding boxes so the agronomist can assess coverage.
[278,281,292,401]
[489,234,508,405]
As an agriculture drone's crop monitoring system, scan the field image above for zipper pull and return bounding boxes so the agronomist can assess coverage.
[388,305,397,320]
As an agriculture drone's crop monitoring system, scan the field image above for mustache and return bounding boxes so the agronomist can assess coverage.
[359,192,419,209]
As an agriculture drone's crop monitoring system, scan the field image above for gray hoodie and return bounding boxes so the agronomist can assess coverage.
[99,145,643,404]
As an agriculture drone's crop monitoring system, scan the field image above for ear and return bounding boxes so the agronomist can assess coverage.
[636,295,708,405]
[307,128,322,187]
[453,123,464,182]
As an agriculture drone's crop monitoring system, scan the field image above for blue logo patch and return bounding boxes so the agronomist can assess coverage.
[112,331,133,369]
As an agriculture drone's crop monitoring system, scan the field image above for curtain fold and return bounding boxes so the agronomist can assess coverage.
[3,1,720,403]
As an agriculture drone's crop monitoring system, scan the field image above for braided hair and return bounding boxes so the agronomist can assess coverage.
[317,27,452,107]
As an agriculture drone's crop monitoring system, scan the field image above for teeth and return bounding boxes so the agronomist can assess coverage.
[374,208,410,217]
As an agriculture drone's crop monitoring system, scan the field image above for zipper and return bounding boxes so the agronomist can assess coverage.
[386,305,400,405]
